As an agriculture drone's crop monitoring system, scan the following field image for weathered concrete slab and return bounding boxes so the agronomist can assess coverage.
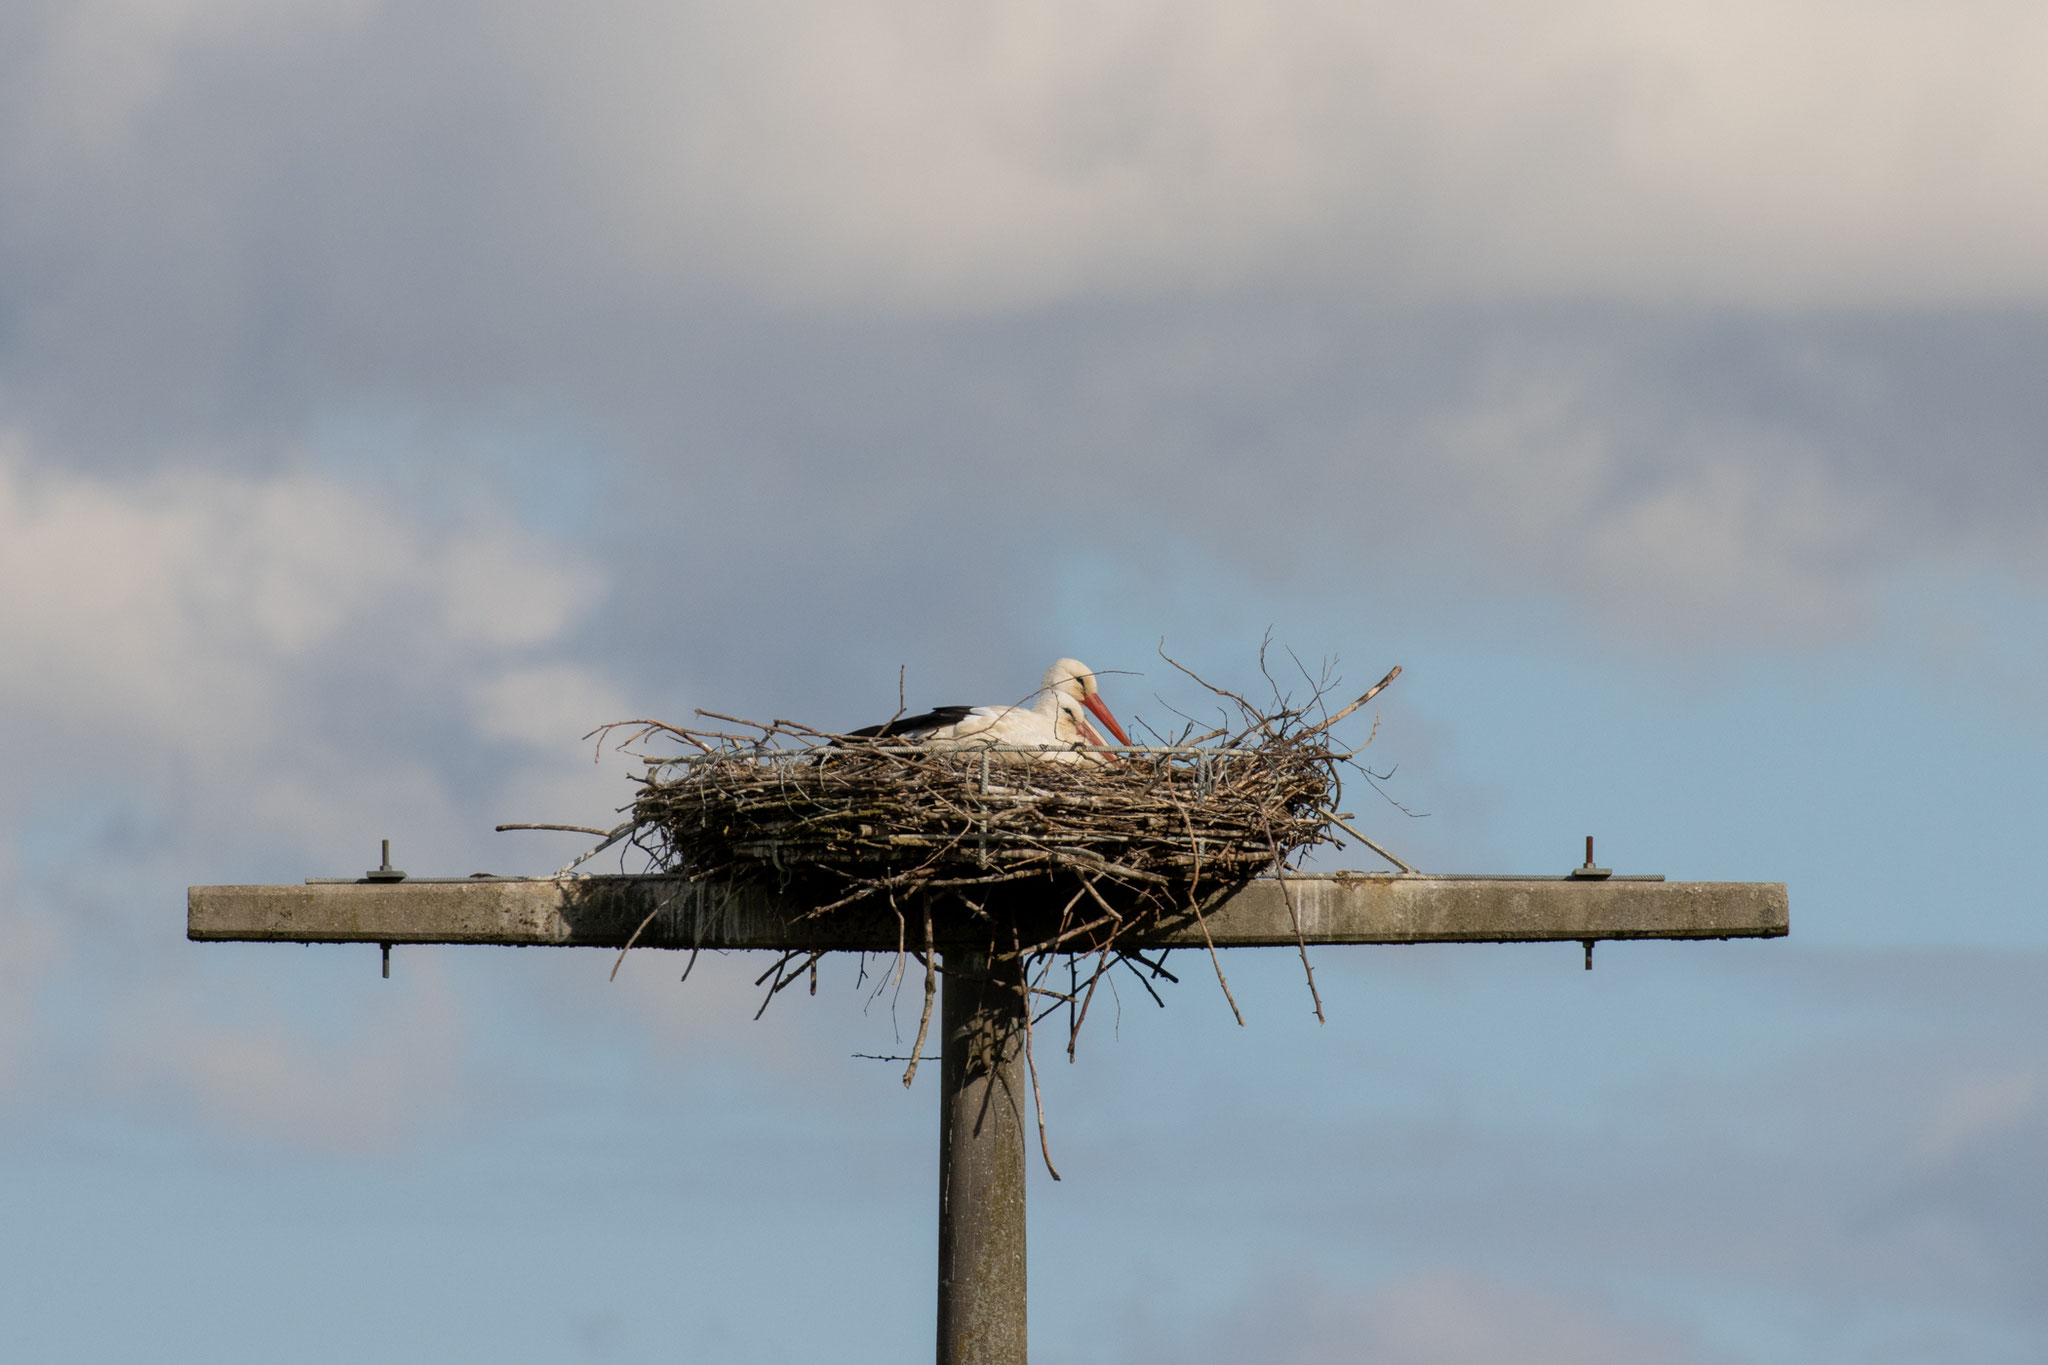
[188,874,1787,950]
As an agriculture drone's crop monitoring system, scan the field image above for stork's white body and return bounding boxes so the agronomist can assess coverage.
[851,658,1131,762]
[908,697,1095,759]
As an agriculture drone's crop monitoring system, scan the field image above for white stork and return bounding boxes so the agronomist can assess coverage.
[846,658,1133,760]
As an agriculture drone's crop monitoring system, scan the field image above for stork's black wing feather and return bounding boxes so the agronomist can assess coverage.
[843,706,977,738]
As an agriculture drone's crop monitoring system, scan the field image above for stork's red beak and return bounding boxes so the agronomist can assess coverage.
[1082,693,1131,746]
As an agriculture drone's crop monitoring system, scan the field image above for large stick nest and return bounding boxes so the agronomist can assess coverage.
[610,655,1396,921]
[569,653,1402,1177]
[633,739,1333,913]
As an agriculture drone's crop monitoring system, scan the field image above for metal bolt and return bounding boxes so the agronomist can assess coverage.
[381,942,391,979]
[1583,939,1594,971]
[366,838,407,882]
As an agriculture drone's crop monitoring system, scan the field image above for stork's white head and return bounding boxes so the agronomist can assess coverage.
[1042,658,1097,702]
[1039,658,1132,747]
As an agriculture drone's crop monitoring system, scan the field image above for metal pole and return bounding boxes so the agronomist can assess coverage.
[937,949,1028,1365]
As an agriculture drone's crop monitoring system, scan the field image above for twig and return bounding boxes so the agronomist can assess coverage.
[694,709,774,731]
[1016,927,1061,1180]
[1301,666,1402,738]
[556,820,637,878]
[1317,808,1416,873]
[1123,950,1179,984]
[1264,812,1323,1024]
[1068,943,1112,1062]
[608,888,674,981]
[1177,797,1244,1026]
[496,823,615,836]
[754,952,824,1019]
[1188,891,1244,1026]
[1120,953,1167,1007]
[902,899,937,1087]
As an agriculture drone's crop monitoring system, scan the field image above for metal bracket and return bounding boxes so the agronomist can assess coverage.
[1570,834,1611,880]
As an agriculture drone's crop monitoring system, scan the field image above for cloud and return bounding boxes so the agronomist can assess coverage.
[472,665,631,751]
[974,308,2043,650]
[0,436,604,787]
[0,891,61,1091]
[1917,1069,2045,1161]
[7,0,2048,342]
[0,437,627,1140]
[0,435,599,750]
[6,1,2048,662]
[593,0,2048,310]
[3,0,365,159]
[1392,343,1891,642]
[1163,1271,1717,1365]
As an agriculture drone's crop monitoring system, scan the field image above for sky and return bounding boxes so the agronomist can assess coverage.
[3,1,2047,1360]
